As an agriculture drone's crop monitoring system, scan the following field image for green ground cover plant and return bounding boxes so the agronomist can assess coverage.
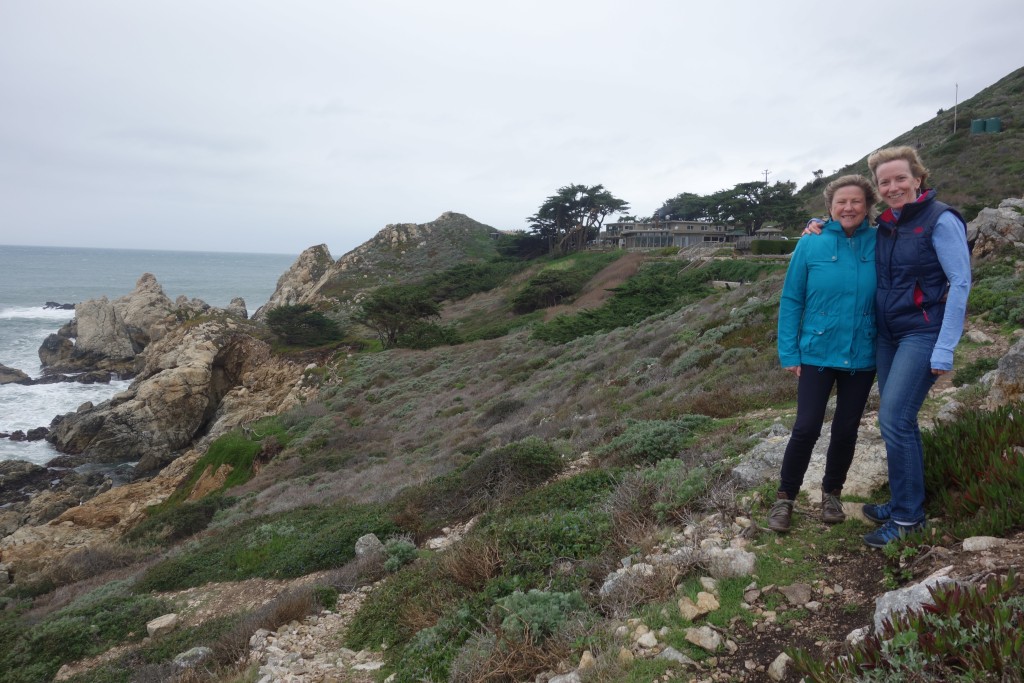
[790,572,1024,682]
[0,592,169,683]
[923,401,1024,539]
[135,502,397,592]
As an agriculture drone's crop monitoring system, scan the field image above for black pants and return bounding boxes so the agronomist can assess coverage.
[778,365,876,499]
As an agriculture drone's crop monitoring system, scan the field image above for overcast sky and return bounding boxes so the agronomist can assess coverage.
[1,1,1021,258]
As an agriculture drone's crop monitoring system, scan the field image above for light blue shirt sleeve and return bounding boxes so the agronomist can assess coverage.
[931,212,972,370]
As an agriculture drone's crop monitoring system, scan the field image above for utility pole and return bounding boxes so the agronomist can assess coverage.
[763,169,771,184]
[953,82,959,134]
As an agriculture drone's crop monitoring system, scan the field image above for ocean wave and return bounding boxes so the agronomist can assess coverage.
[0,305,76,321]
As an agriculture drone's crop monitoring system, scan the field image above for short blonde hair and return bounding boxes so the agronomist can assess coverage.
[823,175,879,219]
[867,146,929,188]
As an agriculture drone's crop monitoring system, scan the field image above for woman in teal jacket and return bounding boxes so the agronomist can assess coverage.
[768,175,879,533]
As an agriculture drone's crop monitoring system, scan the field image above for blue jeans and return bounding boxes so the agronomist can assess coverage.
[876,332,939,525]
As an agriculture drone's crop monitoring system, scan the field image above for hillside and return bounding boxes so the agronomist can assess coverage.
[2,72,1024,679]
[796,65,1024,220]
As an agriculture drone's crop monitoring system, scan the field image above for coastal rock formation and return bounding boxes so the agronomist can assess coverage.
[38,273,177,375]
[0,450,200,584]
[37,273,250,377]
[46,320,308,471]
[967,198,1024,258]
[254,213,500,319]
[252,244,334,320]
[0,363,30,385]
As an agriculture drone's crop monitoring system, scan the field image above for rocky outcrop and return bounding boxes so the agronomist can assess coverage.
[967,198,1024,258]
[38,273,178,375]
[38,273,251,377]
[987,334,1024,408]
[254,213,500,319]
[46,320,308,471]
[0,450,200,584]
[731,416,889,498]
[0,363,30,385]
[252,244,334,320]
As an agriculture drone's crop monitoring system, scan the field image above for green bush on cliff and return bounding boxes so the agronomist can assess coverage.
[124,495,235,547]
[156,418,288,511]
[266,303,344,346]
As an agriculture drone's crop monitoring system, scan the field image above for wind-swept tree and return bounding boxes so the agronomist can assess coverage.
[654,181,805,236]
[653,192,715,221]
[354,284,440,349]
[528,184,629,255]
[709,180,803,235]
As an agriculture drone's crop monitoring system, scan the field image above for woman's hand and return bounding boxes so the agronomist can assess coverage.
[784,366,801,377]
[802,218,825,236]
[931,368,949,376]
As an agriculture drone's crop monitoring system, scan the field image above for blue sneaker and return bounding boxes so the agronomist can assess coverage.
[863,519,926,548]
[862,502,892,525]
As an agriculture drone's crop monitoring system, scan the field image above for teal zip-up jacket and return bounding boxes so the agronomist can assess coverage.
[778,218,877,370]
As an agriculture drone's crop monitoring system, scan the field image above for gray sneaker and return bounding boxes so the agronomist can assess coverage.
[768,494,794,533]
[821,488,846,524]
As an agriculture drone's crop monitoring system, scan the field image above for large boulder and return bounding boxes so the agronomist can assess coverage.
[967,198,1024,258]
[46,321,308,469]
[987,335,1024,408]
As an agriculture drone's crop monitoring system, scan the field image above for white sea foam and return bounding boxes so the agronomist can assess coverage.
[0,379,130,464]
[0,305,76,321]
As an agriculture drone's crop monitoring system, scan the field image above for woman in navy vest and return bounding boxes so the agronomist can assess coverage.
[859,146,971,547]
[769,176,879,534]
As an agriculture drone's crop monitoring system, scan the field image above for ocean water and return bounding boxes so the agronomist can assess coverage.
[0,245,296,464]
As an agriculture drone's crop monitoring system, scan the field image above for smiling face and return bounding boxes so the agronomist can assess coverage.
[875,159,922,211]
[830,185,868,233]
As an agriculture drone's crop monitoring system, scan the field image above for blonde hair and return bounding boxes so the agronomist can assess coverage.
[867,146,929,188]
[823,174,879,219]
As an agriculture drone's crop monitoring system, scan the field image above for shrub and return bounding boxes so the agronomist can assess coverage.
[0,593,169,681]
[266,304,344,346]
[596,416,712,465]
[389,438,564,538]
[952,356,999,387]
[346,562,464,651]
[493,589,588,640]
[124,496,235,547]
[486,508,613,575]
[532,260,782,344]
[35,543,146,591]
[397,320,461,349]
[512,269,590,313]
[312,585,339,611]
[923,401,1024,538]
[750,239,796,255]
[384,537,418,573]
